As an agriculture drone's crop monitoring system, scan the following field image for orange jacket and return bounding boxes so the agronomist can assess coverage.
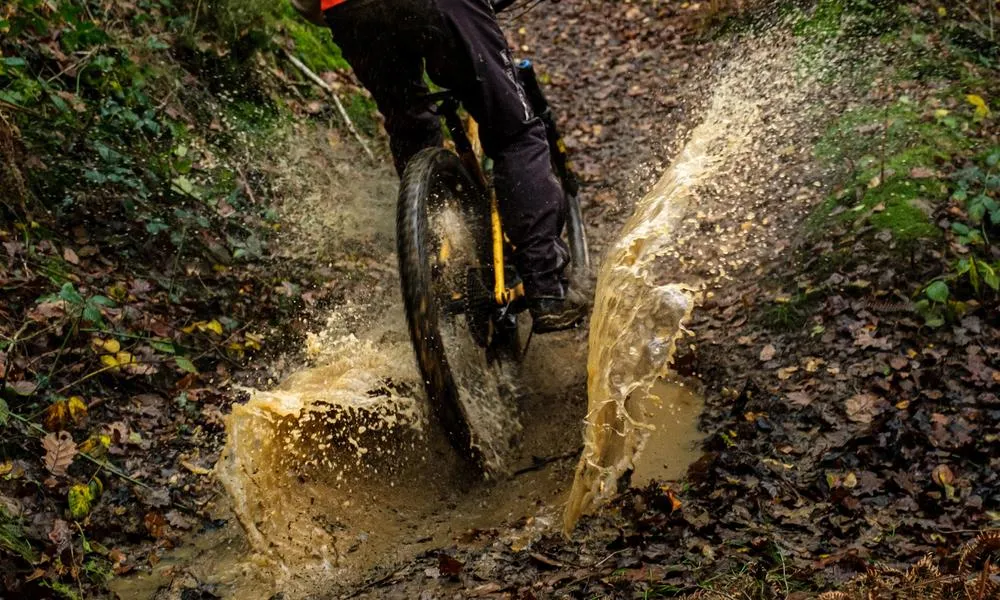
[291,0,347,25]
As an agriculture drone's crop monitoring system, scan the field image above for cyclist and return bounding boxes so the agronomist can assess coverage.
[291,0,587,333]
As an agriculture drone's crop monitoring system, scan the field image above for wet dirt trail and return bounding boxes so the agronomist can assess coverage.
[111,2,851,598]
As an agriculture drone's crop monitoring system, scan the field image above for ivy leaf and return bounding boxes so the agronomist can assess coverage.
[58,283,84,305]
[925,280,950,303]
[979,260,999,292]
[969,196,989,223]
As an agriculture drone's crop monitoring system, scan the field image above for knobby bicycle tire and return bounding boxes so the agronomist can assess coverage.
[564,191,590,272]
[397,147,490,465]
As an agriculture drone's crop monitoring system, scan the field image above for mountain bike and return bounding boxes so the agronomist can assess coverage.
[397,19,590,467]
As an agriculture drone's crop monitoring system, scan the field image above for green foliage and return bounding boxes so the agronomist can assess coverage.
[792,0,904,41]
[199,0,283,42]
[0,507,37,563]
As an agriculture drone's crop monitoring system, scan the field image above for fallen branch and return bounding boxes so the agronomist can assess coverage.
[282,49,376,162]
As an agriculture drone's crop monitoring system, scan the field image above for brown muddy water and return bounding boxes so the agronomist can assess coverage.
[111,248,702,600]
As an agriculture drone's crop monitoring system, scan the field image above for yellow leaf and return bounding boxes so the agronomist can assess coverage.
[937,6,946,16]
[244,333,263,350]
[44,401,69,431]
[115,351,134,366]
[67,396,87,426]
[933,108,949,118]
[181,460,212,476]
[68,483,94,520]
[100,354,120,369]
[102,339,121,354]
[184,320,224,335]
[967,94,990,118]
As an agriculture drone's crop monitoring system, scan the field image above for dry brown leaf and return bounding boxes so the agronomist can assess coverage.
[48,519,72,553]
[932,464,955,487]
[787,391,813,406]
[845,393,885,424]
[42,431,77,476]
[62,247,80,265]
[777,366,799,380]
[43,401,69,431]
[760,344,776,361]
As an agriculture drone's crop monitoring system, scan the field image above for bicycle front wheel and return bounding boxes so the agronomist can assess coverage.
[397,147,499,468]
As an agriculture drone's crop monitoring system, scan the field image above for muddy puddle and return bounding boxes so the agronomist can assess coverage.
[630,380,705,487]
[112,278,702,599]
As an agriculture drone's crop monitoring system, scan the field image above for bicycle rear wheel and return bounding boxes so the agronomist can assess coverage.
[564,191,590,274]
[397,147,499,467]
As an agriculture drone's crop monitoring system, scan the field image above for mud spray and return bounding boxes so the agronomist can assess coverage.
[114,18,859,598]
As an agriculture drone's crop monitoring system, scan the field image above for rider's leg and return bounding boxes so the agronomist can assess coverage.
[322,0,443,175]
[424,0,573,302]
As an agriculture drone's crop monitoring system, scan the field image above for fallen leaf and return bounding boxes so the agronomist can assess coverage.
[62,247,79,265]
[48,519,72,553]
[144,512,167,539]
[180,460,212,476]
[166,510,193,530]
[786,391,813,406]
[661,485,683,512]
[42,431,78,476]
[68,483,94,520]
[9,380,37,396]
[845,393,885,424]
[932,464,955,487]
[760,344,776,361]
[777,366,799,380]
[967,94,990,118]
[67,396,87,426]
[438,554,464,577]
[43,401,69,431]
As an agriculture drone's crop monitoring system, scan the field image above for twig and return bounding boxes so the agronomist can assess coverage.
[54,359,160,395]
[281,49,376,162]
[0,98,45,119]
[512,447,581,476]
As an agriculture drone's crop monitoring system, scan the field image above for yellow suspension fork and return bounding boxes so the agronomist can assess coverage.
[490,192,506,306]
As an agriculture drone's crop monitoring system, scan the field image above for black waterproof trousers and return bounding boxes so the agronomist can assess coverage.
[323,0,568,298]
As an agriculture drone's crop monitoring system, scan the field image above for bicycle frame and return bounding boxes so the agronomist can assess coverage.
[435,95,524,308]
[431,59,576,311]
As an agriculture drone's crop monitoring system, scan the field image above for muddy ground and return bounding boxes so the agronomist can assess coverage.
[3,0,999,599]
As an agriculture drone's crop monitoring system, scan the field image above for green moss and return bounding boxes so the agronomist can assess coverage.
[345,91,379,136]
[792,0,845,39]
[869,194,939,239]
[281,10,348,73]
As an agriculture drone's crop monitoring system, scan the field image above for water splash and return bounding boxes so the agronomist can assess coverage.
[564,27,845,529]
